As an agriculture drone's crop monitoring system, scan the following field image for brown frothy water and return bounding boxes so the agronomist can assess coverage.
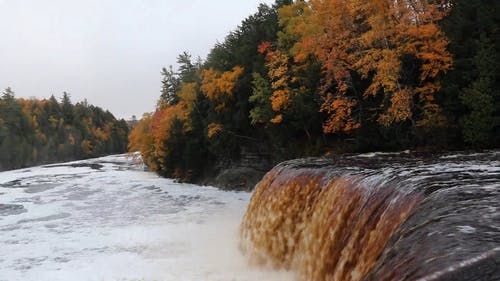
[240,151,500,281]
[240,168,421,281]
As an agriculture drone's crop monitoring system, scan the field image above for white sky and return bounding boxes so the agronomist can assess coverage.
[0,0,274,119]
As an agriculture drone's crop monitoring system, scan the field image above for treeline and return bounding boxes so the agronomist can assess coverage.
[0,88,129,170]
[129,0,499,181]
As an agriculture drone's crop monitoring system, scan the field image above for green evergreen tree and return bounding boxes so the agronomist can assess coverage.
[460,35,499,146]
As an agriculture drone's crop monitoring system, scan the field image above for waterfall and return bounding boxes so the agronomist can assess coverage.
[240,152,500,281]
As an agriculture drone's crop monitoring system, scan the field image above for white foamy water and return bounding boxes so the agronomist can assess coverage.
[0,154,295,281]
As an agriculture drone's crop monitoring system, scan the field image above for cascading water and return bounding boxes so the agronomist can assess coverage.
[240,151,500,281]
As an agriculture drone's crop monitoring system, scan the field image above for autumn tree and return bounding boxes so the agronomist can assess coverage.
[129,0,499,183]
[129,114,158,169]
[280,0,452,133]
[201,66,244,113]
[205,3,285,139]
[0,89,128,171]
[249,39,322,153]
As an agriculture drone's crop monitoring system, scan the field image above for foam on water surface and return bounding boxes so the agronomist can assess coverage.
[0,154,296,281]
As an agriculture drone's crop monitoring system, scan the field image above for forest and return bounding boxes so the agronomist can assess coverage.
[129,0,499,181]
[0,88,129,171]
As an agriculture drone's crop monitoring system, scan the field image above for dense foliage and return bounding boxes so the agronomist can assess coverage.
[0,88,129,170]
[129,0,499,181]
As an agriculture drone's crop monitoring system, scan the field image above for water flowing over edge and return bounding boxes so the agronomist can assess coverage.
[240,151,500,281]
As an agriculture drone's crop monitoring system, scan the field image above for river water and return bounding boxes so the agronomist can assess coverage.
[0,154,295,281]
[241,150,500,281]
[1,152,499,281]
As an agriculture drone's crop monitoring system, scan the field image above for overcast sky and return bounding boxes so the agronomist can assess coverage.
[0,0,274,119]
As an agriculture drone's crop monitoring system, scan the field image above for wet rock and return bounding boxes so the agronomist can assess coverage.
[211,167,266,191]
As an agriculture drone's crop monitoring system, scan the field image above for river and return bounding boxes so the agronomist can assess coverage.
[1,151,499,281]
[0,154,295,281]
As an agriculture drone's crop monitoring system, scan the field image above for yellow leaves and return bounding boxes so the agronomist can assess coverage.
[178,82,197,112]
[279,0,452,132]
[378,88,413,126]
[270,89,291,112]
[207,123,223,138]
[221,66,244,93]
[201,68,219,100]
[357,49,401,97]
[201,66,244,112]
[415,81,446,127]
[405,23,453,81]
[259,44,295,122]
[278,1,312,50]
[128,114,151,152]
[201,66,244,100]
[418,39,453,80]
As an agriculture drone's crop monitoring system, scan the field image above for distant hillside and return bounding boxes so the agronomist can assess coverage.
[0,88,129,171]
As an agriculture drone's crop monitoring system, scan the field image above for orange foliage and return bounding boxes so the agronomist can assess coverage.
[270,114,283,124]
[258,41,273,54]
[201,66,244,112]
[321,94,360,133]
[270,89,291,112]
[128,114,157,170]
[129,86,196,173]
[201,68,219,101]
[378,88,413,126]
[177,82,197,114]
[207,123,223,138]
[150,102,190,163]
[259,42,294,123]
[280,0,452,132]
